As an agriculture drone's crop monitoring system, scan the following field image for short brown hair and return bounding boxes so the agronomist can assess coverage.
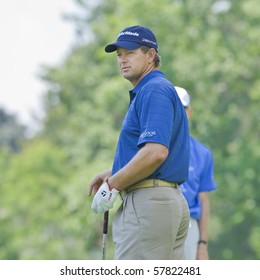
[140,46,161,68]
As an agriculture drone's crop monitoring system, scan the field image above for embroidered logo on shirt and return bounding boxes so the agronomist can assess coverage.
[140,130,156,138]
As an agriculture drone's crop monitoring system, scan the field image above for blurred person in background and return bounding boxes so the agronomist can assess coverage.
[175,86,217,260]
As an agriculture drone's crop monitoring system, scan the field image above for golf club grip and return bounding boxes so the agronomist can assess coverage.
[103,211,109,234]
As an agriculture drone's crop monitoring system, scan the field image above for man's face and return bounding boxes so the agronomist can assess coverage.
[116,47,153,86]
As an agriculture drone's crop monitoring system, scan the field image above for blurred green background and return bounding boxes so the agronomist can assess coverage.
[0,0,259,260]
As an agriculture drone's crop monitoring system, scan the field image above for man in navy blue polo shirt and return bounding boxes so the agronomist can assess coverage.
[88,25,190,259]
[175,86,217,260]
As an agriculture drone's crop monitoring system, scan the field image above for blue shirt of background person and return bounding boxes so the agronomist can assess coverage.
[180,136,217,220]
[112,70,190,184]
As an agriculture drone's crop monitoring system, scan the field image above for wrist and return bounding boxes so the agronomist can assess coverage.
[198,240,208,245]
[106,179,120,191]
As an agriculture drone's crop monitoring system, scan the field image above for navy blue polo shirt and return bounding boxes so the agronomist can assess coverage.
[112,70,190,184]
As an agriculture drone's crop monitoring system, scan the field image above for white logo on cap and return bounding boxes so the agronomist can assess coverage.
[118,31,139,38]
[142,38,157,46]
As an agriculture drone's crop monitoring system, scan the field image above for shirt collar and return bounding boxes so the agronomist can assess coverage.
[132,70,165,93]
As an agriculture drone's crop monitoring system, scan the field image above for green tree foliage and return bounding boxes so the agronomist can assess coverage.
[0,139,106,259]
[0,0,259,259]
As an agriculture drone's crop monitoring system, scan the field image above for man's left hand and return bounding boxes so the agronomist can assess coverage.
[91,181,119,213]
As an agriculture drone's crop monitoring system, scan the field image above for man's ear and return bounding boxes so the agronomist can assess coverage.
[147,48,156,63]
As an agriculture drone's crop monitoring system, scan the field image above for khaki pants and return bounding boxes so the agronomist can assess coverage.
[112,186,190,260]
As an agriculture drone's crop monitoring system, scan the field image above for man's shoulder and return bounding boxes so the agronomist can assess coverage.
[139,74,174,98]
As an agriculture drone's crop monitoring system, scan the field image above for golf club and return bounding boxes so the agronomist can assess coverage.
[102,211,109,260]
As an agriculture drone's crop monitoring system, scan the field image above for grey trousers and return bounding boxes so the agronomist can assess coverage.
[112,186,190,260]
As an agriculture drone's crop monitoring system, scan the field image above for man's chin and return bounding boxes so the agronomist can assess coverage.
[121,72,131,80]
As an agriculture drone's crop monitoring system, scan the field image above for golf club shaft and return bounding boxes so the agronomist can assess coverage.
[102,211,109,260]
